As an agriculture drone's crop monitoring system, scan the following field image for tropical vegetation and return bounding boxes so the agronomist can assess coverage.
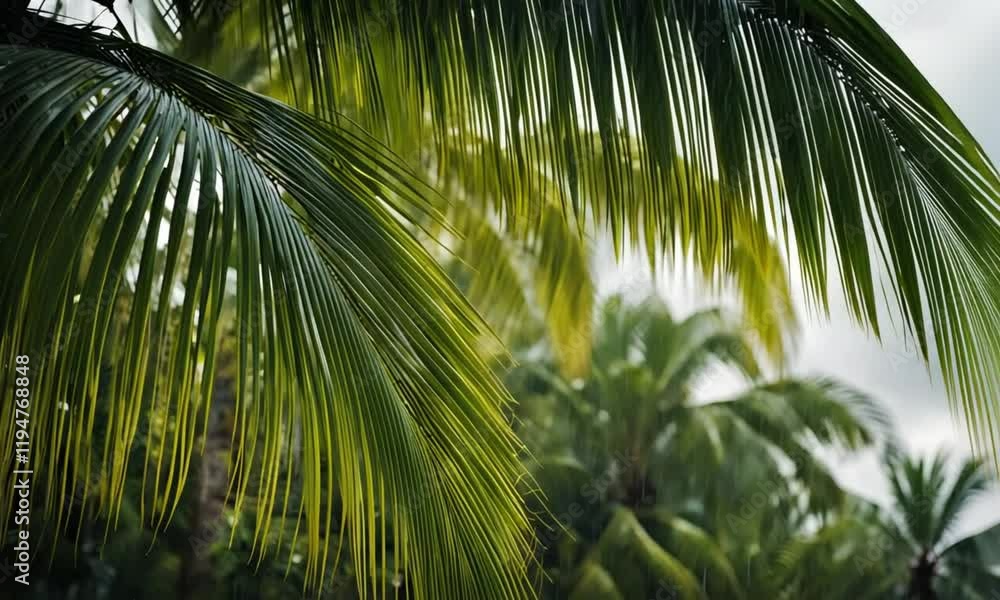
[863,452,1000,599]
[23,295,1000,598]
[510,296,885,599]
[3,0,1000,598]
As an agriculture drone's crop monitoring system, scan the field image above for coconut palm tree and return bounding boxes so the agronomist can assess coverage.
[880,452,1000,600]
[3,1,1000,597]
[507,295,889,598]
[763,452,1000,600]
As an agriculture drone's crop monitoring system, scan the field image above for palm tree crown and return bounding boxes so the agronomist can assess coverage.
[884,452,1000,599]
[509,295,889,598]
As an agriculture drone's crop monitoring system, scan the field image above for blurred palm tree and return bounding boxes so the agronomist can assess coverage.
[882,452,1000,599]
[507,295,890,598]
[763,452,1000,600]
[4,1,1000,597]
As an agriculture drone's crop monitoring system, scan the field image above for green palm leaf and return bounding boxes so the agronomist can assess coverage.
[570,561,625,600]
[195,0,1000,461]
[441,199,595,375]
[887,452,950,549]
[933,457,991,545]
[643,508,745,599]
[589,507,704,600]
[939,523,1000,598]
[708,378,891,450]
[0,19,532,598]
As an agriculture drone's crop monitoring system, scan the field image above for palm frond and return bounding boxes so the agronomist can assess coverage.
[589,507,704,600]
[698,378,886,513]
[705,377,887,451]
[774,510,905,599]
[644,307,762,396]
[643,509,745,599]
[939,522,1000,594]
[932,457,991,546]
[531,205,595,376]
[441,199,595,375]
[725,231,798,366]
[0,18,533,598]
[886,452,950,550]
[570,561,625,600]
[207,0,1000,461]
[440,200,537,343]
[428,128,795,370]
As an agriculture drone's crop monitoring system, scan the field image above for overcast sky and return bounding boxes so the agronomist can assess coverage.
[600,0,1000,539]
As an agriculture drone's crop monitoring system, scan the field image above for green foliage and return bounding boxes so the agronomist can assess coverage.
[0,12,533,599]
[508,295,889,598]
[201,0,1000,460]
[882,451,1000,597]
[4,1,1000,598]
[134,0,1000,460]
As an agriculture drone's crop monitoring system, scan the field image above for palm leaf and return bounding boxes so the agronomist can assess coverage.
[774,510,906,599]
[441,199,595,375]
[643,508,745,599]
[570,561,625,600]
[588,507,704,600]
[192,0,1000,462]
[698,378,886,513]
[886,452,950,550]
[439,199,538,344]
[932,457,991,546]
[0,18,533,598]
[939,523,1000,597]
[707,377,888,451]
[643,306,762,397]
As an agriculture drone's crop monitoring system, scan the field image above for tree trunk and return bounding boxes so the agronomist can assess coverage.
[618,449,656,509]
[177,364,236,600]
[906,552,937,600]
